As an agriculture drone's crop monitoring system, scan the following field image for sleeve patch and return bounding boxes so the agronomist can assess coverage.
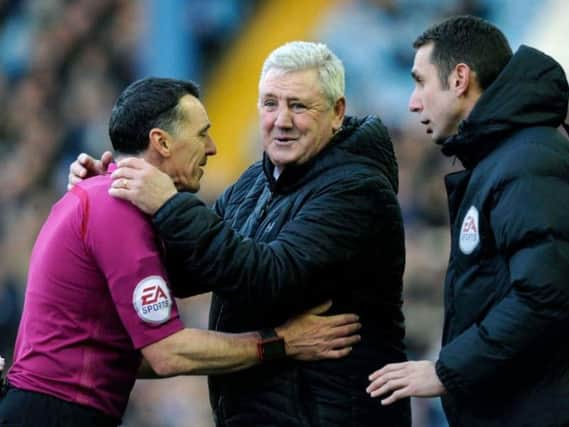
[132,276,173,324]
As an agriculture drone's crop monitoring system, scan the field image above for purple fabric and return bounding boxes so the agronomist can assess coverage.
[8,167,184,418]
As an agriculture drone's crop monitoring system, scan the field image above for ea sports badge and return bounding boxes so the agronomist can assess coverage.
[459,206,480,254]
[133,276,172,324]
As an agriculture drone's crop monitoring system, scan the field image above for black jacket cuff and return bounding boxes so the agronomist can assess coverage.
[152,192,196,227]
[435,359,468,396]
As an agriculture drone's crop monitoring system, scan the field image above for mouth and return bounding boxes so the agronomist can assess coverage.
[273,136,298,145]
[421,119,433,135]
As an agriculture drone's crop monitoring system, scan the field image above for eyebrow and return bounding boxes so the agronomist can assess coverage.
[199,123,211,134]
[260,93,304,101]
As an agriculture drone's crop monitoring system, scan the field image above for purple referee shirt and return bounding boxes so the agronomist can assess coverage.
[8,165,184,418]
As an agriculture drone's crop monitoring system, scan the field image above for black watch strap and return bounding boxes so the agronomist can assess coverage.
[257,328,286,361]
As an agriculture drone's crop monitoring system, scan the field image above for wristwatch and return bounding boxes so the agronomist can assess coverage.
[257,328,286,361]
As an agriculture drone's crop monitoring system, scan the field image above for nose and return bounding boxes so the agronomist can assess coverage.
[275,106,293,128]
[205,136,217,156]
[408,89,422,113]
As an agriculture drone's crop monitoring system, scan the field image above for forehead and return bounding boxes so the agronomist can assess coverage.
[259,68,324,100]
[178,94,209,126]
[412,43,436,77]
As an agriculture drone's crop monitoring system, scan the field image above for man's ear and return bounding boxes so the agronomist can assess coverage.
[149,128,172,158]
[452,63,476,97]
[332,97,346,132]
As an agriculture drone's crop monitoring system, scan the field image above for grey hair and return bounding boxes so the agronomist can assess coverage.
[259,41,345,106]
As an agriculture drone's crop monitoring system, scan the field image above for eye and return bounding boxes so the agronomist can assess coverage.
[262,99,277,111]
[199,126,211,138]
[290,102,306,112]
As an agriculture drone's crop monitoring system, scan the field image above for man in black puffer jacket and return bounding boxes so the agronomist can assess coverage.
[367,15,569,427]
[78,42,410,426]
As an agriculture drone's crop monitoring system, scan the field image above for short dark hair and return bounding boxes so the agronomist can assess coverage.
[109,77,200,155]
[413,15,512,90]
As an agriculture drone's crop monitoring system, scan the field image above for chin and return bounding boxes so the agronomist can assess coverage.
[432,132,448,144]
[269,148,298,163]
[175,182,197,193]
[188,182,200,193]
[269,154,299,168]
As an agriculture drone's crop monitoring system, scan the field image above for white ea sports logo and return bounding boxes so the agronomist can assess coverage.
[133,276,172,324]
[459,206,480,254]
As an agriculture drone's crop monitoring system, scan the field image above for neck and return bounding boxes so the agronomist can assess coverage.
[462,86,483,121]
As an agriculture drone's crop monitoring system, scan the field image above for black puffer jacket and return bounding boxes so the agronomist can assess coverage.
[435,46,569,427]
[153,116,410,426]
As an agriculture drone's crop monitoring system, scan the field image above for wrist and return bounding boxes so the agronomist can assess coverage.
[152,191,183,221]
[273,325,289,356]
[257,328,286,362]
[154,189,178,215]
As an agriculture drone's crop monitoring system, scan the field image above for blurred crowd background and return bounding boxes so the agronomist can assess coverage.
[0,0,566,426]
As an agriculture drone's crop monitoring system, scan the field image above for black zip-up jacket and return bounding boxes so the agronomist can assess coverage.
[435,46,569,427]
[153,116,410,426]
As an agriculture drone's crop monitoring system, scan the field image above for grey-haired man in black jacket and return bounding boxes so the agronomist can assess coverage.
[69,41,410,426]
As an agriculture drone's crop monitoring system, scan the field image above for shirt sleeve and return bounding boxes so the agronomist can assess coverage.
[85,191,184,349]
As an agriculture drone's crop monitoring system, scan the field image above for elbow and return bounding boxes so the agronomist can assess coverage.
[144,349,201,377]
[146,354,178,377]
[152,360,176,377]
[143,344,187,377]
[141,330,204,377]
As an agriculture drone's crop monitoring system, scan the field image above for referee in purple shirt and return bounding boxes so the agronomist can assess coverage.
[0,78,361,426]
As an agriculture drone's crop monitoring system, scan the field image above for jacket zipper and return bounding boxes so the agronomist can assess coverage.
[258,192,274,221]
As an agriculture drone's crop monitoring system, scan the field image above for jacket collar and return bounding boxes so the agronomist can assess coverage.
[441,45,569,168]
[262,115,399,193]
